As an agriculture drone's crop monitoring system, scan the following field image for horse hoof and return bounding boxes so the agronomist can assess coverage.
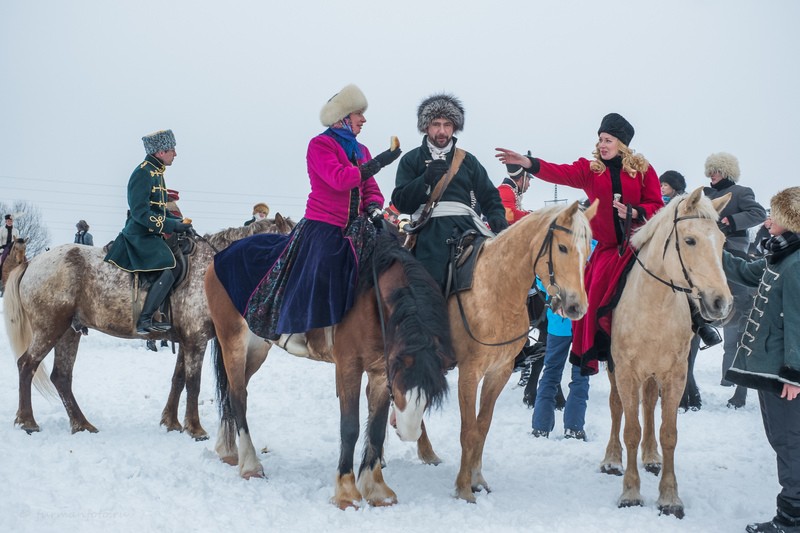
[367,496,398,507]
[193,433,209,442]
[644,462,662,476]
[618,499,644,508]
[659,504,685,519]
[600,464,623,476]
[241,467,265,480]
[219,455,238,466]
[72,423,99,434]
[332,498,361,510]
[455,489,477,503]
[22,425,41,435]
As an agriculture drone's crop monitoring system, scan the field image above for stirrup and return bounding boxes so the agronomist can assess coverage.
[277,333,309,357]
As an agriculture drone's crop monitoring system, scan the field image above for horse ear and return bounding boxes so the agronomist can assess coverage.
[274,213,284,224]
[685,187,705,210]
[564,201,579,219]
[583,199,599,221]
[711,192,732,215]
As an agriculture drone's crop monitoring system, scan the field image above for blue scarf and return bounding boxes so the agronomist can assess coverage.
[326,118,363,162]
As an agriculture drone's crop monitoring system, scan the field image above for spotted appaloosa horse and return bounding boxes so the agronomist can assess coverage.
[3,216,294,438]
[206,231,454,508]
[599,188,732,518]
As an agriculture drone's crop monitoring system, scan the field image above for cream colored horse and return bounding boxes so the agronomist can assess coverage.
[600,188,732,518]
[410,201,596,502]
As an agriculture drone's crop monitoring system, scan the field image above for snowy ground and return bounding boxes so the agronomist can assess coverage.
[0,305,778,533]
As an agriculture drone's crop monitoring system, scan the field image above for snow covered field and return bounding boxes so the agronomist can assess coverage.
[0,306,778,533]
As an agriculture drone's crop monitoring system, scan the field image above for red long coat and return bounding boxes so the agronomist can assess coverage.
[534,157,663,374]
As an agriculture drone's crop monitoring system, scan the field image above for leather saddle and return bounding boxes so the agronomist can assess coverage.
[445,229,487,298]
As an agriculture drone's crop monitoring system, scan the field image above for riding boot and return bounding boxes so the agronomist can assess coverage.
[136,269,174,334]
[277,333,309,357]
[690,304,722,349]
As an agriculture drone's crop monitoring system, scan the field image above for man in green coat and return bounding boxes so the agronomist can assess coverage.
[105,129,193,333]
[722,187,800,533]
[391,93,508,291]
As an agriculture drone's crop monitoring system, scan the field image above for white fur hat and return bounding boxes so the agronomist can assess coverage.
[704,152,741,183]
[320,84,368,127]
[771,186,800,233]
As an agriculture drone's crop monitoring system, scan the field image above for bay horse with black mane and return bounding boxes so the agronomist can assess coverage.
[3,216,294,439]
[599,188,732,518]
[411,200,597,502]
[206,230,454,508]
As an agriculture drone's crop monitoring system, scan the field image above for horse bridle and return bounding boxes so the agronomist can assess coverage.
[627,198,701,296]
[453,218,574,348]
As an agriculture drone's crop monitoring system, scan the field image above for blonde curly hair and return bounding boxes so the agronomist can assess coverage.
[590,141,649,181]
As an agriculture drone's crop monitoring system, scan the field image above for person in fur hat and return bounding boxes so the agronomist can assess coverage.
[243,202,269,226]
[391,92,508,290]
[0,214,21,270]
[721,187,800,533]
[104,129,193,334]
[703,151,767,408]
[74,220,94,246]
[212,83,402,357]
[496,113,673,381]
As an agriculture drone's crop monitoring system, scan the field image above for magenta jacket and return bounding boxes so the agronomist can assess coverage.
[304,134,384,227]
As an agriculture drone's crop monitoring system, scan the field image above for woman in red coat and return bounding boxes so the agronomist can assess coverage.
[496,113,663,375]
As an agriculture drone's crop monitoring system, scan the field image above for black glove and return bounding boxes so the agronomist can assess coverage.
[173,222,193,234]
[366,202,384,223]
[423,159,449,186]
[372,147,402,168]
[488,216,509,234]
[359,159,382,181]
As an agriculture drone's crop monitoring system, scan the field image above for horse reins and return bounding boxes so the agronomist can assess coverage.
[453,218,573,348]
[625,198,701,296]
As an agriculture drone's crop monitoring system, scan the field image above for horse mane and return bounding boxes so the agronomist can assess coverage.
[358,232,454,409]
[630,193,718,250]
[492,203,593,251]
[204,214,296,250]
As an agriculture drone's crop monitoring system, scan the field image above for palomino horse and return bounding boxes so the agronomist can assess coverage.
[413,201,597,502]
[599,188,732,518]
[3,216,294,438]
[206,231,454,508]
[1,237,26,296]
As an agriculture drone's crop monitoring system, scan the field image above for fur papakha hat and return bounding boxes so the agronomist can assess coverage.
[252,202,269,216]
[770,186,800,234]
[320,84,368,127]
[417,93,465,133]
[142,129,176,155]
[704,152,740,183]
[597,113,634,147]
[659,170,686,194]
[76,220,89,231]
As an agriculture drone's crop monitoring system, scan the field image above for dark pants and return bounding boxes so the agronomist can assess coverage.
[760,389,800,517]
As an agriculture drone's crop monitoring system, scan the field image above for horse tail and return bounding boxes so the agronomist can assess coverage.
[2,264,57,399]
[369,234,454,410]
[212,337,237,451]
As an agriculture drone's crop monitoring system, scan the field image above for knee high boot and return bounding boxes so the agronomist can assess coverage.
[690,301,722,349]
[136,269,174,334]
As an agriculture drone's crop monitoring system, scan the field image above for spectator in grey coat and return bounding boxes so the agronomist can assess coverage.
[703,152,767,408]
[74,220,94,246]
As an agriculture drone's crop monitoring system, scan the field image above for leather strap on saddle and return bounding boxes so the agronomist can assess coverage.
[402,148,466,250]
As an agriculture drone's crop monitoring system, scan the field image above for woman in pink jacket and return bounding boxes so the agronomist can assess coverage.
[213,84,401,355]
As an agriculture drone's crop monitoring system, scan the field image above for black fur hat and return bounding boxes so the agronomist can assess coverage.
[659,170,686,194]
[417,93,465,133]
[4,214,10,220]
[598,113,634,147]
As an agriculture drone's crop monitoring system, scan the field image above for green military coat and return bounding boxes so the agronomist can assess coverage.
[391,136,506,289]
[105,154,181,273]
[723,247,800,393]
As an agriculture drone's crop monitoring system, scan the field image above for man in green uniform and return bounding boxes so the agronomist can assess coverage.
[105,129,193,333]
[391,93,507,291]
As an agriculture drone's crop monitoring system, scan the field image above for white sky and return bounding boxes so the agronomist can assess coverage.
[2,0,798,246]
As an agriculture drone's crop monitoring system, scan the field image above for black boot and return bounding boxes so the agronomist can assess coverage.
[136,269,174,334]
[747,509,800,532]
[727,385,748,409]
[690,303,722,349]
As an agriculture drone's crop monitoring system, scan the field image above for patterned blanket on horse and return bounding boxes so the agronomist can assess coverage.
[213,217,375,339]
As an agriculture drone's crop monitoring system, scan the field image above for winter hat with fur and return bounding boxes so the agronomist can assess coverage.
[252,202,269,216]
[76,220,89,232]
[320,84,368,127]
[417,93,465,133]
[659,170,686,194]
[597,113,634,147]
[142,129,176,155]
[506,164,525,179]
[704,152,740,183]
[770,186,800,233]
